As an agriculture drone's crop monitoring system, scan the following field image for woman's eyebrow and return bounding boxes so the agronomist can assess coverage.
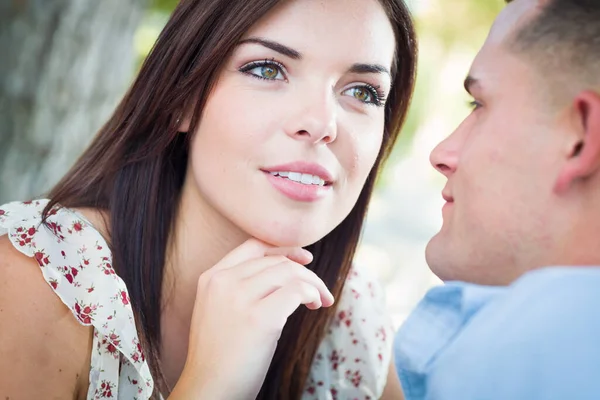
[238,37,302,60]
[347,63,390,77]
[238,37,390,78]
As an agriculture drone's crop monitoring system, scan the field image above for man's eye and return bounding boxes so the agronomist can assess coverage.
[468,100,482,110]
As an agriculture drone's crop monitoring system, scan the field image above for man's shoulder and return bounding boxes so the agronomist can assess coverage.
[395,268,600,400]
[440,267,600,371]
[425,268,600,400]
[454,267,600,347]
[490,267,600,331]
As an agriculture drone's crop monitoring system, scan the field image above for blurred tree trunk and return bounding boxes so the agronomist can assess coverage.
[0,0,147,203]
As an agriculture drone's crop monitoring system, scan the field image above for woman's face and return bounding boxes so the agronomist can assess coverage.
[183,0,396,247]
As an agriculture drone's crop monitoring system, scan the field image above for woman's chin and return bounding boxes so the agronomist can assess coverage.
[250,229,325,249]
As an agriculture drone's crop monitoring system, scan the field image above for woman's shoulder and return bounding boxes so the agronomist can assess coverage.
[0,227,93,399]
[0,199,113,293]
[303,264,394,399]
[0,199,154,399]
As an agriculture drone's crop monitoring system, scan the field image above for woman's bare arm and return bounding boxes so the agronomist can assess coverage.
[0,236,92,400]
[380,359,405,400]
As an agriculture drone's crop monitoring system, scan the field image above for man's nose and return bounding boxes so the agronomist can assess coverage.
[429,131,460,177]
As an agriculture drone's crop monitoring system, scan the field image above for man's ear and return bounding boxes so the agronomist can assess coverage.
[554,91,600,194]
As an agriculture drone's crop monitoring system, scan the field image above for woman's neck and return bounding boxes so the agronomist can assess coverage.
[161,177,249,332]
[158,177,250,389]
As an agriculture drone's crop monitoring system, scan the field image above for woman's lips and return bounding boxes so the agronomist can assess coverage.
[263,171,331,202]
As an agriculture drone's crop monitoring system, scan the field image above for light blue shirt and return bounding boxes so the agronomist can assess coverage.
[394,267,600,400]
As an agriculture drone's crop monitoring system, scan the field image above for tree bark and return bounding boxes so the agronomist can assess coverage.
[0,0,147,203]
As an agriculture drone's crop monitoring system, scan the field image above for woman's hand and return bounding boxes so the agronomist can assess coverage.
[170,238,335,399]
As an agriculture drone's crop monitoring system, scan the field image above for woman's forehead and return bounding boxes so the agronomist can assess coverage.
[241,0,396,69]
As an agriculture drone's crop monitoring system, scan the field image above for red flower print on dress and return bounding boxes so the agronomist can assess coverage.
[46,221,65,240]
[13,224,37,247]
[130,338,146,363]
[120,290,129,305]
[329,349,346,371]
[101,332,121,359]
[74,301,98,325]
[106,342,117,355]
[56,264,80,284]
[34,251,46,266]
[330,387,339,400]
[305,376,317,395]
[301,264,394,399]
[97,380,115,398]
[367,281,376,298]
[101,258,116,275]
[338,309,353,327]
[72,221,84,232]
[345,369,363,388]
[376,326,387,343]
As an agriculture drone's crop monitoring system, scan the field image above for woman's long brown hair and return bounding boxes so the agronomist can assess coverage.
[43,0,417,397]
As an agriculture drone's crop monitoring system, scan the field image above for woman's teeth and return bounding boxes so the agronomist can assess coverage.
[269,171,326,186]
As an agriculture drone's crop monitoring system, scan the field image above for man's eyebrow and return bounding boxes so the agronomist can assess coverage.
[348,63,391,77]
[464,75,479,95]
[238,37,302,60]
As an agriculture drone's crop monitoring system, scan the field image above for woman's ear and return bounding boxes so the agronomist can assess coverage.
[554,91,600,193]
[177,112,192,133]
[176,100,197,133]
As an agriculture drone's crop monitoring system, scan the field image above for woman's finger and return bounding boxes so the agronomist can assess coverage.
[258,281,324,322]
[241,261,334,306]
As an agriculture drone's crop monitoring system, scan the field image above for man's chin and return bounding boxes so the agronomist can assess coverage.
[425,234,457,282]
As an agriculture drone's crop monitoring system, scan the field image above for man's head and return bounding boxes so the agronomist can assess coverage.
[426,0,600,285]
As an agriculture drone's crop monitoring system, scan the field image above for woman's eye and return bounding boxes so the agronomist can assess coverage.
[343,85,384,107]
[240,60,286,81]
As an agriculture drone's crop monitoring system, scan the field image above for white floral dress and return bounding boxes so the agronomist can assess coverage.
[0,200,393,399]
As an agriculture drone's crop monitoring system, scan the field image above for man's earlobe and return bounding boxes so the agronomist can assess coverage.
[554,91,600,194]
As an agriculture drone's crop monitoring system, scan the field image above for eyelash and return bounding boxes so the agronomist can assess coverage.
[238,59,386,107]
[239,58,287,81]
[468,99,482,110]
[359,84,386,107]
